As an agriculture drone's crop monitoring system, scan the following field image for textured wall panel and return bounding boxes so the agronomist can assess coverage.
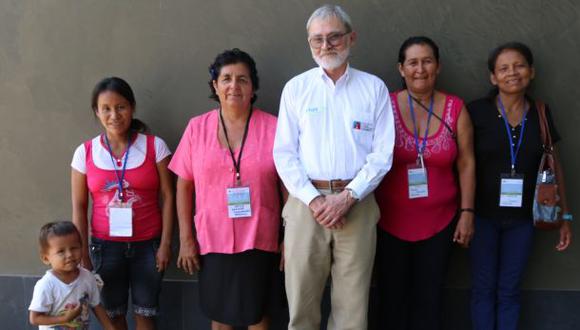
[0,0,578,289]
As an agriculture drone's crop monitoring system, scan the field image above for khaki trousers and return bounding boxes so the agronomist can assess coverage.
[283,191,380,330]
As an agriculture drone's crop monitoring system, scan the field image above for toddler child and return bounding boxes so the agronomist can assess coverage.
[29,221,114,329]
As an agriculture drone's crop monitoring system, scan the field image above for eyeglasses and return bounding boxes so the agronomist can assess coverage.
[308,32,350,49]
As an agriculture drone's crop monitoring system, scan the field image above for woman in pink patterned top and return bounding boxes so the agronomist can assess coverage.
[71,77,174,329]
[169,49,282,330]
[374,36,476,330]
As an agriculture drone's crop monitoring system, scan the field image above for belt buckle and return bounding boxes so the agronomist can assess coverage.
[329,179,340,193]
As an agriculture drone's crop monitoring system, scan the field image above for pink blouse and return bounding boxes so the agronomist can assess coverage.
[375,91,463,241]
[169,109,280,255]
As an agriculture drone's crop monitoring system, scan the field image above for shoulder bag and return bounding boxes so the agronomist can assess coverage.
[533,101,563,230]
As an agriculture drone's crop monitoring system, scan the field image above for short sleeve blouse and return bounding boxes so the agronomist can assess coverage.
[168,109,280,255]
[468,96,560,220]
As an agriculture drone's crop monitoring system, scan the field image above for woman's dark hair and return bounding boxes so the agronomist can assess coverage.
[486,42,534,97]
[39,221,81,253]
[208,48,259,104]
[397,36,440,88]
[91,77,148,133]
[487,41,534,73]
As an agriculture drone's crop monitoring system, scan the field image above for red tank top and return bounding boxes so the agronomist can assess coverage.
[85,134,162,241]
[376,91,462,241]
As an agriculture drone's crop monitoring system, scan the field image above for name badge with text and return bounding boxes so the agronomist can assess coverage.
[227,186,252,218]
[408,164,428,199]
[109,203,133,237]
[499,174,524,207]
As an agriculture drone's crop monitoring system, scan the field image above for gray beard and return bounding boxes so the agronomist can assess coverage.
[312,49,350,70]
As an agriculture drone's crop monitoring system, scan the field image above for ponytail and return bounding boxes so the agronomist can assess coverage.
[130,118,149,133]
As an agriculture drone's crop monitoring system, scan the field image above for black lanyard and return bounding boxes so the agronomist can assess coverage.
[219,107,253,183]
[409,95,456,140]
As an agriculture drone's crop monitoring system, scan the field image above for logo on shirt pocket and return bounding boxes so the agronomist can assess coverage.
[352,120,374,132]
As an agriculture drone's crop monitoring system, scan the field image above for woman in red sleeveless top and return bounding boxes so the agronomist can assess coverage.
[374,36,476,330]
[71,77,174,329]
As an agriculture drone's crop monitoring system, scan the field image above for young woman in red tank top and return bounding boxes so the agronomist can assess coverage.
[71,77,174,329]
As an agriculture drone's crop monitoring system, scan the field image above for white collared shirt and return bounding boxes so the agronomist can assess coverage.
[273,65,395,205]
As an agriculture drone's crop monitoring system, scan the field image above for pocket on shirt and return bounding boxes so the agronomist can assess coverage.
[351,115,374,147]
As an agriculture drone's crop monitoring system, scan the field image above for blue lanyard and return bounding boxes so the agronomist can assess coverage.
[497,96,528,176]
[408,92,434,164]
[104,134,131,202]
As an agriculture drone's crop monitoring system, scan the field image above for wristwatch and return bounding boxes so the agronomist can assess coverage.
[562,213,573,221]
[345,188,359,202]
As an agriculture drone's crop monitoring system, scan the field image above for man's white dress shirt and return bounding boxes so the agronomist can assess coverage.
[274,65,395,205]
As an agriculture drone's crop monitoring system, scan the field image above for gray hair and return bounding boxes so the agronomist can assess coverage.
[306,4,352,33]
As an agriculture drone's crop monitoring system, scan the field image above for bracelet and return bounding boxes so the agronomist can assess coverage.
[459,208,475,213]
[563,213,573,221]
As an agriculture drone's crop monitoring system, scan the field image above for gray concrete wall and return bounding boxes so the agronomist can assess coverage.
[1,0,579,291]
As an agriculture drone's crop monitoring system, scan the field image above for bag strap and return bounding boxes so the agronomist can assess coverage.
[535,100,557,173]
[535,100,553,153]
[409,95,457,141]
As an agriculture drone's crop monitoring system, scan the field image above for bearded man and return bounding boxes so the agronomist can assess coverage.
[273,4,395,330]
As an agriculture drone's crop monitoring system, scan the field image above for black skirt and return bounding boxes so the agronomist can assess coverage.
[198,249,277,326]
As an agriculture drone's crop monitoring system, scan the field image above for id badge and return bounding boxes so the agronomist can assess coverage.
[226,186,252,218]
[108,202,133,237]
[499,173,524,207]
[407,163,428,199]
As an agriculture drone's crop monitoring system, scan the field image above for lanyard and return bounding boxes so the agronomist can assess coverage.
[408,92,434,167]
[219,107,253,183]
[104,134,131,202]
[497,96,528,176]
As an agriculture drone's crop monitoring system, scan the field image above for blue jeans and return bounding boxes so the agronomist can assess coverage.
[470,216,534,330]
[89,237,163,317]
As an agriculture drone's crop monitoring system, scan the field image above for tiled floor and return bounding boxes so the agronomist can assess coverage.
[3,275,580,329]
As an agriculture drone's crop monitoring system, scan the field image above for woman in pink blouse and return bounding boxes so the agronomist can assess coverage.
[169,49,282,330]
[374,36,476,330]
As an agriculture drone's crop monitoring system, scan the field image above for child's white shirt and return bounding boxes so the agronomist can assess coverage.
[29,267,100,330]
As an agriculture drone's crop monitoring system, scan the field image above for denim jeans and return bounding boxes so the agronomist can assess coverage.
[470,216,534,330]
[90,237,163,317]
